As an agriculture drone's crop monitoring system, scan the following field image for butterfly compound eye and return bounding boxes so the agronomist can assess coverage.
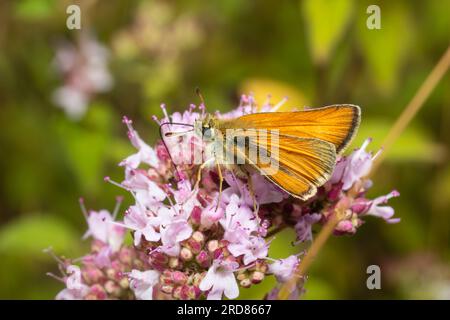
[202,127,213,140]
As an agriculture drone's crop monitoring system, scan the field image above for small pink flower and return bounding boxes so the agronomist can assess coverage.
[92,246,112,268]
[56,265,89,300]
[171,179,193,203]
[121,117,159,169]
[351,197,372,214]
[129,269,160,300]
[169,179,200,215]
[201,204,224,228]
[366,190,400,223]
[228,236,268,265]
[340,138,377,190]
[158,107,203,166]
[199,259,239,300]
[169,109,199,126]
[223,172,284,206]
[329,156,347,185]
[124,205,160,246]
[220,194,258,243]
[218,94,284,119]
[334,219,357,234]
[250,174,286,204]
[160,220,193,256]
[294,213,321,243]
[122,169,166,209]
[83,210,125,252]
[269,255,299,282]
[219,103,256,119]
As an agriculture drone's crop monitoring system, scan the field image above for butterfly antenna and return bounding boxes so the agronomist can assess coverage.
[195,87,205,105]
[195,87,207,117]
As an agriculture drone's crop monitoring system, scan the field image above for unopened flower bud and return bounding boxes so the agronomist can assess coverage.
[195,250,210,268]
[180,247,193,261]
[207,240,219,253]
[236,272,247,281]
[219,239,229,248]
[251,271,265,284]
[106,268,119,281]
[188,285,201,299]
[91,240,105,253]
[186,231,205,254]
[180,285,190,300]
[161,285,174,294]
[168,257,180,269]
[160,270,173,285]
[172,286,182,299]
[119,277,129,289]
[186,239,202,254]
[82,267,104,284]
[190,206,202,225]
[351,198,371,214]
[132,258,144,269]
[104,280,121,296]
[85,284,107,300]
[334,219,357,235]
[224,255,237,264]
[192,231,205,244]
[152,252,169,264]
[256,260,268,273]
[240,278,252,288]
[119,247,133,265]
[213,247,224,259]
[192,272,204,287]
[172,271,188,285]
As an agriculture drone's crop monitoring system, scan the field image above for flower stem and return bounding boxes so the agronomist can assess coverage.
[277,213,341,299]
[370,45,450,175]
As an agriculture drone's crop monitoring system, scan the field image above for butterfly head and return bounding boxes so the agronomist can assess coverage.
[194,114,218,142]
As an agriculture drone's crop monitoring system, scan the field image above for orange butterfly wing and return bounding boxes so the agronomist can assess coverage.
[220,104,360,154]
[232,133,336,200]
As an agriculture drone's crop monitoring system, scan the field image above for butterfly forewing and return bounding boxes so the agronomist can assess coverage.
[219,104,360,155]
[215,105,360,200]
[230,131,336,200]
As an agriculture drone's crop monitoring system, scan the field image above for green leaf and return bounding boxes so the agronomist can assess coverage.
[14,0,55,20]
[0,214,81,256]
[302,0,354,64]
[357,2,413,95]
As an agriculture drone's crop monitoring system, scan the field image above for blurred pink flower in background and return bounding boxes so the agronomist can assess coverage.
[52,33,113,120]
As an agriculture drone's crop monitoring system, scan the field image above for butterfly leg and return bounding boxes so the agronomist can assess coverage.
[183,157,215,204]
[194,157,215,189]
[247,173,258,213]
[238,165,258,213]
[215,160,223,211]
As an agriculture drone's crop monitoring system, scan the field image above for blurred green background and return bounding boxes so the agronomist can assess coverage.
[0,0,449,299]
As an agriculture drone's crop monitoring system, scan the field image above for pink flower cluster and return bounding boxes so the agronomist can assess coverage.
[48,95,399,300]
